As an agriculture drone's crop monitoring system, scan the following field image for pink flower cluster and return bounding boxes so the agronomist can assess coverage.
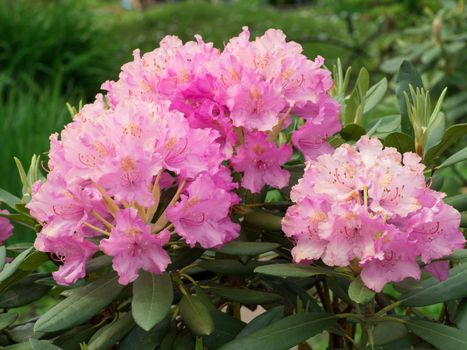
[283,136,465,292]
[27,28,340,286]
[102,27,340,192]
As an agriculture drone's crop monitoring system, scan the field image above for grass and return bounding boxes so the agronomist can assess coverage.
[0,79,81,195]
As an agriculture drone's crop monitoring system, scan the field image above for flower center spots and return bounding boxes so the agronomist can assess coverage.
[120,157,136,172]
[123,123,142,138]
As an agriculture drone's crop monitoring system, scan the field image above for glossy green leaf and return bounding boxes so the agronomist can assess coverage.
[243,210,282,231]
[53,325,97,350]
[455,299,467,330]
[217,241,280,256]
[424,123,467,164]
[237,306,284,338]
[396,60,423,136]
[340,123,366,141]
[366,114,401,138]
[34,273,124,332]
[348,277,375,304]
[400,263,467,306]
[0,312,18,331]
[383,132,415,153]
[373,321,407,346]
[437,147,467,169]
[119,318,170,350]
[159,321,177,350]
[364,78,388,113]
[0,247,33,285]
[88,312,134,350]
[255,263,345,278]
[0,246,6,272]
[132,271,173,331]
[29,339,61,350]
[0,188,21,210]
[203,309,245,349]
[0,273,51,308]
[179,294,214,336]
[168,247,204,271]
[407,319,467,350]
[448,249,467,261]
[209,286,281,305]
[218,312,336,350]
[424,112,446,156]
[198,259,261,276]
[445,194,467,212]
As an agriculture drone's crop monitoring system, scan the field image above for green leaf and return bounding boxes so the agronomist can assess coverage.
[424,123,467,164]
[119,318,170,350]
[0,273,51,308]
[218,312,336,350]
[132,271,173,331]
[53,325,97,350]
[0,246,6,272]
[216,241,280,256]
[445,194,467,212]
[364,77,388,113]
[0,312,18,331]
[209,286,282,305]
[366,114,401,138]
[383,132,415,153]
[373,321,407,346]
[88,312,134,350]
[407,319,467,350]
[0,188,21,210]
[340,123,366,141]
[203,310,245,349]
[198,259,261,276]
[168,247,204,271]
[396,60,424,136]
[0,247,33,285]
[424,112,446,156]
[237,306,284,338]
[437,147,467,169]
[455,299,467,330]
[159,321,177,350]
[29,339,61,350]
[449,249,467,261]
[348,277,375,304]
[255,263,345,278]
[243,210,282,231]
[34,273,124,333]
[400,263,467,306]
[179,294,214,336]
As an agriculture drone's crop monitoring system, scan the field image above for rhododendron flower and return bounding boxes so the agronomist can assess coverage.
[0,211,13,244]
[36,234,98,286]
[100,209,170,285]
[283,136,464,292]
[167,173,240,248]
[231,132,292,193]
[28,27,341,285]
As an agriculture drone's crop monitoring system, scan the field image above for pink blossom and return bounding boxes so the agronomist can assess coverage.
[231,131,292,193]
[166,173,240,248]
[36,234,98,286]
[424,261,450,281]
[284,136,465,292]
[100,208,171,285]
[0,211,13,244]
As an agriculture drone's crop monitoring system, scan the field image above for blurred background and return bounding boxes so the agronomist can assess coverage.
[0,0,466,199]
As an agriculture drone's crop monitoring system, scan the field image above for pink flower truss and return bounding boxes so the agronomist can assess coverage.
[283,136,465,292]
[27,28,340,285]
[103,27,340,191]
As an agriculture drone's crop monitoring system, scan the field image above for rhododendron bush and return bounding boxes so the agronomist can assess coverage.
[0,28,466,350]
